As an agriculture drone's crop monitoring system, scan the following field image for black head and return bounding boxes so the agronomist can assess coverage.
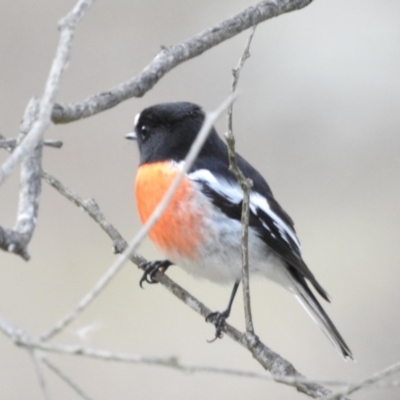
[126,102,221,164]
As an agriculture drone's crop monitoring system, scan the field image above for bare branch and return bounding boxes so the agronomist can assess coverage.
[14,99,42,258]
[0,0,93,260]
[42,358,93,400]
[0,310,339,397]
[240,187,254,333]
[323,361,400,400]
[29,351,51,400]
[42,171,127,254]
[225,25,257,334]
[0,98,41,260]
[0,314,19,339]
[0,130,62,260]
[3,312,379,395]
[0,0,93,187]
[0,314,306,387]
[0,137,63,150]
[0,315,267,382]
[51,0,314,124]
[40,94,236,342]
[230,26,258,95]
[39,249,134,341]
[153,272,334,398]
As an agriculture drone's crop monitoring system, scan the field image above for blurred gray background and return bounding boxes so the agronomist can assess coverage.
[1,0,400,399]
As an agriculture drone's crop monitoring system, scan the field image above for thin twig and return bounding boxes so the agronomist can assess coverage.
[0,0,93,187]
[0,137,63,150]
[42,358,94,400]
[42,171,127,254]
[40,94,237,342]
[29,351,51,400]
[323,361,400,400]
[225,25,257,334]
[374,377,400,388]
[51,0,314,124]
[0,314,350,388]
[0,314,19,339]
[0,310,338,397]
[240,185,253,334]
[0,311,384,396]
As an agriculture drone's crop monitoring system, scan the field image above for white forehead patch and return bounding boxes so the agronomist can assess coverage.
[134,112,140,127]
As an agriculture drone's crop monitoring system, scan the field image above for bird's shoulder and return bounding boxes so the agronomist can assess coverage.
[189,152,295,231]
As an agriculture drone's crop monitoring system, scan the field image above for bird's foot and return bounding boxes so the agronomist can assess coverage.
[205,309,230,342]
[139,260,172,288]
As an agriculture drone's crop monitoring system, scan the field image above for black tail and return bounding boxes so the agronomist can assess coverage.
[290,271,353,360]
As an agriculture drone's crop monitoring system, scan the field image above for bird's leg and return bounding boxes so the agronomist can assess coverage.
[139,260,172,288]
[206,280,240,341]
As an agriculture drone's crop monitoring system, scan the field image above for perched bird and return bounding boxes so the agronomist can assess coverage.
[126,101,353,360]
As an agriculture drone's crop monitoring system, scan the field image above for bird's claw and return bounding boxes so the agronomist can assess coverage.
[205,310,229,342]
[139,260,171,288]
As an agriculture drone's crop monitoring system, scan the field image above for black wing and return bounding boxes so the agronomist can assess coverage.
[190,162,329,301]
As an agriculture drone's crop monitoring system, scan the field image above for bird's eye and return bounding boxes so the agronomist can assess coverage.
[140,125,149,139]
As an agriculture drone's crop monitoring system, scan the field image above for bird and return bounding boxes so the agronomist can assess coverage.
[125,101,353,360]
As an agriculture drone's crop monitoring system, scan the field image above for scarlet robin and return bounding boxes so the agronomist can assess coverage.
[126,101,353,360]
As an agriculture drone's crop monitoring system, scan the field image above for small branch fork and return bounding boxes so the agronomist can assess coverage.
[0,0,94,187]
[0,134,62,261]
[0,0,94,260]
